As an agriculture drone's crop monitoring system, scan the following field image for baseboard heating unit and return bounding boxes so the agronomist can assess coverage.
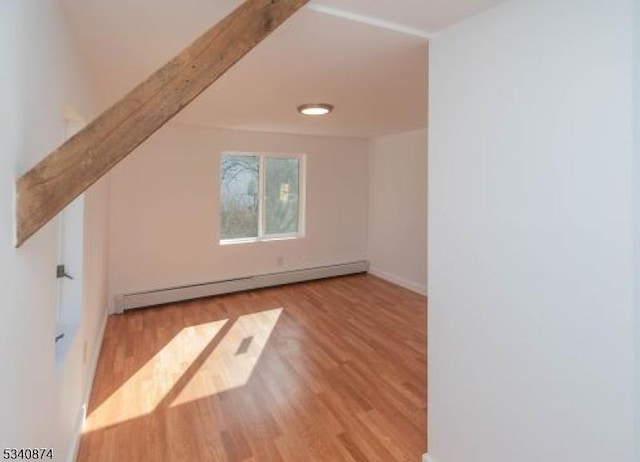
[114,260,369,312]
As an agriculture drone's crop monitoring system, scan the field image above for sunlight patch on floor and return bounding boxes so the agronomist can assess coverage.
[170,307,283,406]
[83,319,228,432]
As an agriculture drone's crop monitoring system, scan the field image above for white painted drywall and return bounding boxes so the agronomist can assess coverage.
[634,0,640,457]
[0,1,109,460]
[82,178,111,372]
[107,124,368,305]
[428,0,635,461]
[368,128,428,294]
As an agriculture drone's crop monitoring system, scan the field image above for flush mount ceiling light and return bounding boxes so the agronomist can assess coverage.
[297,103,334,116]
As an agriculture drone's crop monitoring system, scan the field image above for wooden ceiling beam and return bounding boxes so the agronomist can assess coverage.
[15,0,308,247]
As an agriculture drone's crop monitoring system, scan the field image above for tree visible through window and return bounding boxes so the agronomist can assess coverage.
[220,153,304,242]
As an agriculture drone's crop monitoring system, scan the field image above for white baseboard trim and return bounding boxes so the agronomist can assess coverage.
[67,313,108,462]
[368,266,427,296]
[423,454,435,462]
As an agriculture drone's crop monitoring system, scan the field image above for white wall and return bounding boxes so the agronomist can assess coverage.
[368,128,428,294]
[634,0,640,457]
[428,0,635,461]
[0,1,109,460]
[108,123,368,304]
[83,180,110,367]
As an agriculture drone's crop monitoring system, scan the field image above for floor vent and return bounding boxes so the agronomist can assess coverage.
[115,260,369,312]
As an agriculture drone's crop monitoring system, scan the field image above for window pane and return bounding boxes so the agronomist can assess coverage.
[265,158,299,235]
[220,155,259,240]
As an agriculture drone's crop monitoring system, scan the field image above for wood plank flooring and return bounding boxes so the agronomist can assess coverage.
[77,274,427,461]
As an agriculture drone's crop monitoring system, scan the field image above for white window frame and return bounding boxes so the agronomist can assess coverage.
[220,151,306,245]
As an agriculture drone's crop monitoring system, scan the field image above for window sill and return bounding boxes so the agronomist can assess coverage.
[220,234,303,246]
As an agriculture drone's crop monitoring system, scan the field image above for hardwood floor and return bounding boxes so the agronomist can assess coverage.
[77,274,427,461]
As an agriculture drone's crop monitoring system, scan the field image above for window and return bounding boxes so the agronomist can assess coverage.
[220,152,305,244]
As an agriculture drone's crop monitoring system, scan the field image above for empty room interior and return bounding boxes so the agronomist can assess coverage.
[1,0,638,462]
